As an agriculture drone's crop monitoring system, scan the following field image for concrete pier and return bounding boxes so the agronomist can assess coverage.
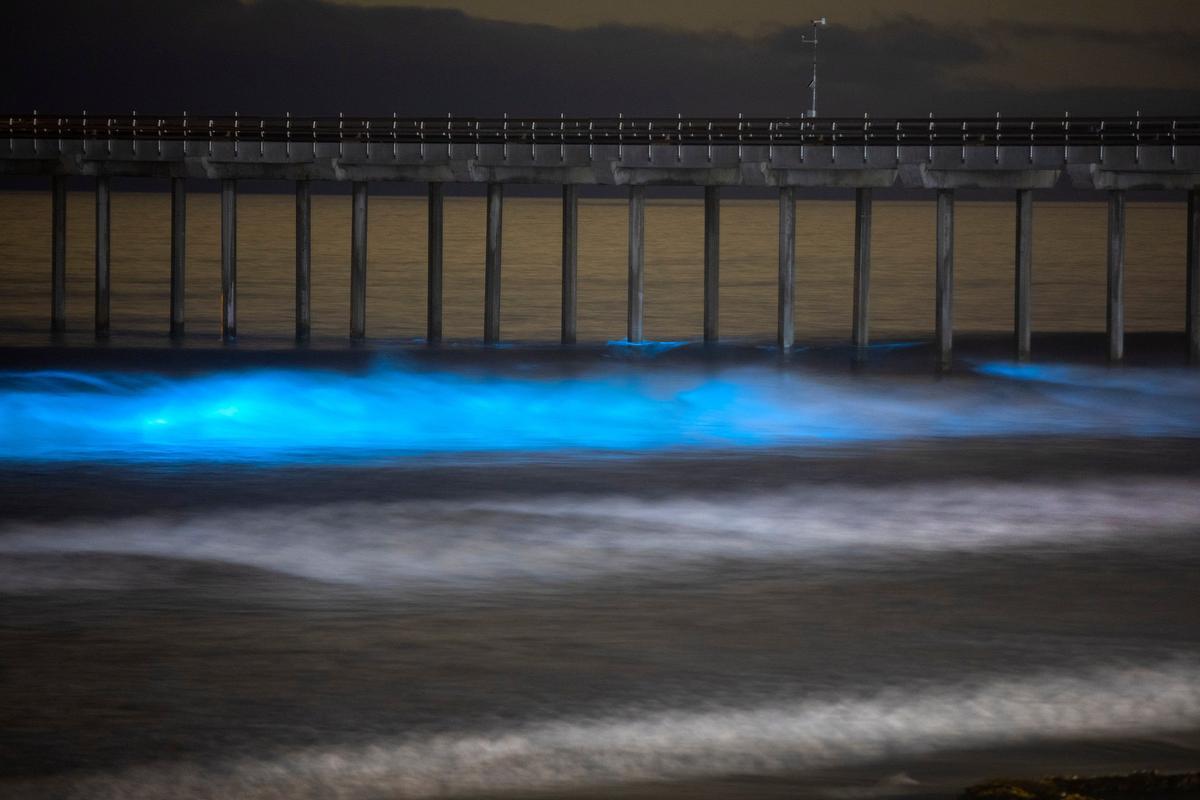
[778,186,795,350]
[51,176,66,334]
[94,177,110,337]
[561,184,578,345]
[350,181,368,340]
[484,182,503,343]
[704,186,720,343]
[852,187,872,351]
[1107,190,1126,362]
[936,189,955,370]
[427,182,444,344]
[220,179,236,340]
[1014,189,1033,361]
[628,185,645,343]
[4,112,1197,362]
[169,178,185,338]
[1187,189,1199,363]
[295,180,311,341]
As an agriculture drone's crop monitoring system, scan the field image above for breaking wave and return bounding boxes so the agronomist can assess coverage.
[2,478,1197,592]
[20,660,1200,799]
[0,360,1198,463]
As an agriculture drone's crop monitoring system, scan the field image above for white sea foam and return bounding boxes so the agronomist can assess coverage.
[26,660,1200,799]
[1,478,1197,592]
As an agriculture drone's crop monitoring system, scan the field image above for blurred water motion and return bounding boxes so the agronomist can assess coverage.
[2,359,1200,463]
[1,187,1198,798]
[0,347,1198,800]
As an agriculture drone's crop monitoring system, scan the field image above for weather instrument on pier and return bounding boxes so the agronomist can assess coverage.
[799,16,829,118]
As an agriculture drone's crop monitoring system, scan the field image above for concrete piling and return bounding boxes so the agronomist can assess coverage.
[1187,188,1198,364]
[350,181,368,340]
[852,187,872,353]
[1014,189,1033,361]
[628,185,645,343]
[484,182,503,343]
[426,183,444,344]
[220,179,237,340]
[1107,190,1126,362]
[295,179,311,342]
[778,186,795,350]
[936,188,955,370]
[51,175,66,334]
[169,178,185,338]
[561,184,578,345]
[704,186,720,343]
[94,177,110,337]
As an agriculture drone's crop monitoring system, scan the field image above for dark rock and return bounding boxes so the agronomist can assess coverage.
[961,771,1200,800]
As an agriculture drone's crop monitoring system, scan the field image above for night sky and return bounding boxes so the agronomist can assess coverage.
[4,0,1198,118]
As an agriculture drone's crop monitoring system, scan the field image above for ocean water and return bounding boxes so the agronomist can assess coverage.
[0,191,1198,798]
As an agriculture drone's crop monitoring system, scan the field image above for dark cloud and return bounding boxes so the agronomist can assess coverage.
[2,0,1196,117]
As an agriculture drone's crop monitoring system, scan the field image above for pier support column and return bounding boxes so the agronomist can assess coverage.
[561,184,578,345]
[170,178,186,338]
[427,182,444,344]
[704,186,720,343]
[936,189,955,370]
[51,176,66,334]
[1107,190,1126,362]
[484,182,503,344]
[852,187,872,353]
[1187,188,1199,364]
[778,186,795,350]
[295,180,311,342]
[94,177,110,338]
[220,179,237,340]
[627,185,645,343]
[1014,189,1033,361]
[350,181,368,341]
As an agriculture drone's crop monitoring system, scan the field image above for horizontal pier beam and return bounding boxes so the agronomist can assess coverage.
[5,155,1199,191]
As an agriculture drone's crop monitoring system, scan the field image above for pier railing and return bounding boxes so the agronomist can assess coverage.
[5,113,1200,148]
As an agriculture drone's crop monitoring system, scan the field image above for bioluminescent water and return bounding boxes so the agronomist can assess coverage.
[3,349,1200,799]
[2,359,1200,463]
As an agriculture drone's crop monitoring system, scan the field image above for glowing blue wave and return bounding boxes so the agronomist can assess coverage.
[0,360,1198,463]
